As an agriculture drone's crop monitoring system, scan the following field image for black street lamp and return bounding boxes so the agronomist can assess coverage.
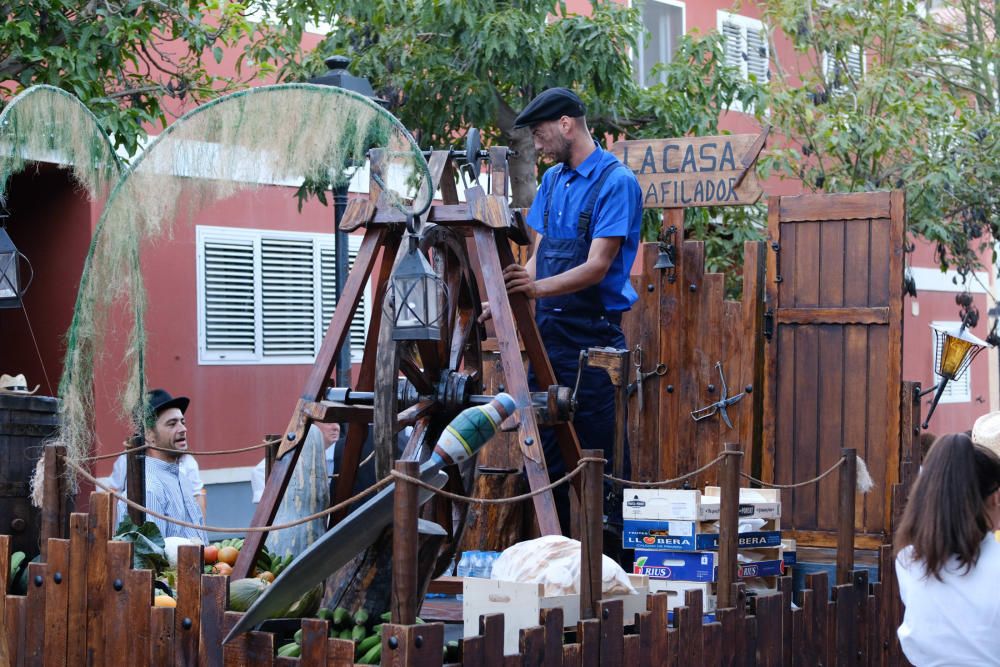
[308,56,387,386]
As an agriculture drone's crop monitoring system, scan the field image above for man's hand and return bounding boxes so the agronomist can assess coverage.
[503,263,537,298]
[478,302,492,324]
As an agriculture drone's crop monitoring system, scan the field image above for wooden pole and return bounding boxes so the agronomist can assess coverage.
[264,433,280,481]
[391,460,419,625]
[837,448,857,585]
[717,443,742,609]
[126,434,146,526]
[579,449,604,620]
[40,443,68,559]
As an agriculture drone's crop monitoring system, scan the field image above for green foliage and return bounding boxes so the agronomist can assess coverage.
[114,516,170,573]
[0,0,299,156]
[761,0,1000,279]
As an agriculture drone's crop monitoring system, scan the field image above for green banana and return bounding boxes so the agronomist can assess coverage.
[359,642,382,665]
[317,608,333,622]
[355,633,381,658]
[353,609,369,627]
[380,611,392,622]
[332,607,351,628]
[9,551,25,586]
[293,629,303,645]
[339,628,352,640]
[277,642,301,657]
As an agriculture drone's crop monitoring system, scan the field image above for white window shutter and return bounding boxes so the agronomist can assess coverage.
[722,20,745,73]
[746,25,769,82]
[318,235,370,363]
[201,237,257,354]
[261,237,316,357]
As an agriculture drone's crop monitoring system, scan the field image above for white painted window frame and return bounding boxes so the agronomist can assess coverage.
[717,10,769,113]
[633,0,686,88]
[196,225,368,366]
[822,45,865,92]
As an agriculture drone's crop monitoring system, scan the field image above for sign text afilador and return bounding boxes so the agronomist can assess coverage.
[611,135,765,209]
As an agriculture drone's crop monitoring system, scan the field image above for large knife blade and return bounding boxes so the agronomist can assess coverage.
[222,468,448,641]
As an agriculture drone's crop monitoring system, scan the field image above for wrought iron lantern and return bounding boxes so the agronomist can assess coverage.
[390,222,443,341]
[0,226,26,309]
[922,321,988,428]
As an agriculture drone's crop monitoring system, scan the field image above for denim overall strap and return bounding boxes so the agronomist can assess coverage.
[576,160,625,240]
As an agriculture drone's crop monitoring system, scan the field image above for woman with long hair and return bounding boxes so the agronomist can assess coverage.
[895,432,1000,665]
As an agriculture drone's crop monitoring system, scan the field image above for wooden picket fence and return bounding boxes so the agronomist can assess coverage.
[1,489,912,666]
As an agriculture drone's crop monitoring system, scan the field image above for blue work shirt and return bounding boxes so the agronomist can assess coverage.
[526,143,643,312]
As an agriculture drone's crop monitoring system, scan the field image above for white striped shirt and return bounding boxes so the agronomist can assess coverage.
[117,457,207,543]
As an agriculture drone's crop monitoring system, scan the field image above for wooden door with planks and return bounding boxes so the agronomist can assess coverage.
[762,191,905,548]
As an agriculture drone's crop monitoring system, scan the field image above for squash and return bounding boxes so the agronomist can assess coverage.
[228,577,270,612]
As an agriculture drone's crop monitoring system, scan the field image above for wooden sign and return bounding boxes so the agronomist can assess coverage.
[611,131,767,209]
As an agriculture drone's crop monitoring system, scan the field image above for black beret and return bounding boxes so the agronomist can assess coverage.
[513,87,586,129]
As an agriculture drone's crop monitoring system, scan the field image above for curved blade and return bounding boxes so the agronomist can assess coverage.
[223,469,448,643]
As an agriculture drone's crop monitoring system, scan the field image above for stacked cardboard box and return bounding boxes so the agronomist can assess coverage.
[623,486,789,614]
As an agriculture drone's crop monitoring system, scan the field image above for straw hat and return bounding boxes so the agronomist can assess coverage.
[0,373,39,395]
[972,411,1000,458]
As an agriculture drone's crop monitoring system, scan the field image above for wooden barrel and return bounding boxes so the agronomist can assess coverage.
[0,393,59,558]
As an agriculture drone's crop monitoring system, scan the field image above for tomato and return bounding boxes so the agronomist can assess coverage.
[212,562,233,576]
[218,546,239,566]
[204,545,219,565]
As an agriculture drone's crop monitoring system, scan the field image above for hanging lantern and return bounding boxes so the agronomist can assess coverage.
[390,232,443,341]
[0,227,24,309]
[922,322,988,428]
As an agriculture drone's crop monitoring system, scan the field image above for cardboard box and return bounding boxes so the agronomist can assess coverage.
[622,519,782,551]
[623,488,781,522]
[648,579,717,612]
[782,538,797,566]
[463,574,649,654]
[633,549,784,583]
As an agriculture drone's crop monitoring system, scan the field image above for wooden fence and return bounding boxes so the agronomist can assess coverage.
[2,487,913,666]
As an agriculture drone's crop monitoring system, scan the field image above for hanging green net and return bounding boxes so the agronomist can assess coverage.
[18,83,431,501]
[0,84,121,208]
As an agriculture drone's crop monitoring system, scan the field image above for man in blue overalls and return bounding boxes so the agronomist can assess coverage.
[501,87,643,535]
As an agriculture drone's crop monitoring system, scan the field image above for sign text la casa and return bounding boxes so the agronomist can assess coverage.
[611,133,766,209]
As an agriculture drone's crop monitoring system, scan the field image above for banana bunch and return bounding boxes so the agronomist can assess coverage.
[216,537,244,549]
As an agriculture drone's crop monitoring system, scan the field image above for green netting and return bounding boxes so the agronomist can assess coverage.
[0,84,122,207]
[20,83,431,501]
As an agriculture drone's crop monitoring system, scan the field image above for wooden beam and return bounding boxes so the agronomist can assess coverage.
[775,307,890,325]
[778,191,892,222]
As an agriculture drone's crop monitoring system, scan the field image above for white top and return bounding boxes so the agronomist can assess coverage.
[112,453,204,495]
[896,533,1000,666]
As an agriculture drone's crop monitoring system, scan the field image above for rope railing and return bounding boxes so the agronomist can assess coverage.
[82,437,283,462]
[740,457,846,489]
[388,456,605,505]
[602,450,738,488]
[65,449,854,534]
[66,459,392,533]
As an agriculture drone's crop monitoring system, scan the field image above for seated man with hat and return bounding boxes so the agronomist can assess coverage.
[117,389,207,543]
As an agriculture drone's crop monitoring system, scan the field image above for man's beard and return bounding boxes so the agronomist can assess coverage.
[554,136,573,165]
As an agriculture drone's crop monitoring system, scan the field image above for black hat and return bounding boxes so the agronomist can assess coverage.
[147,388,189,417]
[513,87,586,129]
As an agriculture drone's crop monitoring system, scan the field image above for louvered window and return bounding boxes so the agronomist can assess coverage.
[319,235,367,363]
[197,226,369,365]
[718,12,769,85]
[931,320,972,404]
[823,46,864,91]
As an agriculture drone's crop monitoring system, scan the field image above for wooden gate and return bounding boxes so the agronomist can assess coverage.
[762,191,905,548]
